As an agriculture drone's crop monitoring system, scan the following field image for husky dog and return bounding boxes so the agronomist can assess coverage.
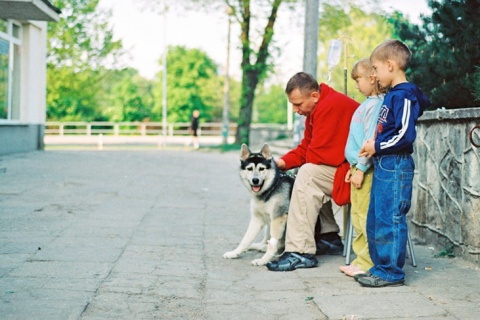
[223,144,295,266]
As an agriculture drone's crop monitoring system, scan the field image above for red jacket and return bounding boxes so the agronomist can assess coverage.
[281,83,359,170]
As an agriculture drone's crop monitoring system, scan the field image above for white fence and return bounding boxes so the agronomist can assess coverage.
[43,121,291,148]
[45,121,237,137]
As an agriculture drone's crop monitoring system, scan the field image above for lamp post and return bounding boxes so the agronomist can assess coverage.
[339,36,352,95]
[222,7,233,145]
[161,0,168,146]
[294,0,319,147]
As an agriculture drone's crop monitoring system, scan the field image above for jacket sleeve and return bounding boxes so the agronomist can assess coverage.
[280,117,312,170]
[375,95,417,154]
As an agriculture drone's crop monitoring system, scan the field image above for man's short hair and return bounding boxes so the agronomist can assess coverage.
[285,72,319,95]
[370,39,412,72]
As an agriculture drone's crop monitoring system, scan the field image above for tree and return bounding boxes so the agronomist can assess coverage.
[253,84,288,123]
[142,0,291,145]
[391,0,480,109]
[474,66,480,102]
[154,45,222,123]
[47,0,123,120]
[230,0,285,145]
[317,2,395,101]
[47,68,101,121]
[97,68,155,122]
[212,77,242,123]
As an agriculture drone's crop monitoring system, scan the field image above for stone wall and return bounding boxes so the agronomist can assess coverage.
[412,107,480,264]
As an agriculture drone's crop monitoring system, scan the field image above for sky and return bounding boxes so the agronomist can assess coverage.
[98,0,431,83]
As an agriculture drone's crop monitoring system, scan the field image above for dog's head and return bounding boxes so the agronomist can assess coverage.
[239,144,276,194]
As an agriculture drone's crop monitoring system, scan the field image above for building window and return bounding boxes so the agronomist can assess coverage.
[0,18,22,121]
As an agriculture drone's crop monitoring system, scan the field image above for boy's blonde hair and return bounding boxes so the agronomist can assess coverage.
[351,57,388,94]
[370,39,411,72]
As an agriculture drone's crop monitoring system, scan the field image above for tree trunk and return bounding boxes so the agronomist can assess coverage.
[233,0,283,146]
[235,69,259,145]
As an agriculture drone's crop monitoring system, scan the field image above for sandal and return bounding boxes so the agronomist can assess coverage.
[266,252,318,272]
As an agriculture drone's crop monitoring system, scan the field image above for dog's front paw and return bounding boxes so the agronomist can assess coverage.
[251,249,276,266]
[251,258,269,266]
[223,250,241,259]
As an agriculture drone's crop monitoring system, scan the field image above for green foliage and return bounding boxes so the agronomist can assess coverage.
[47,67,101,121]
[434,239,456,258]
[209,77,242,123]
[318,3,395,102]
[154,46,223,123]
[392,0,480,109]
[47,0,123,71]
[47,0,123,121]
[97,68,155,122]
[253,84,288,123]
[473,66,480,102]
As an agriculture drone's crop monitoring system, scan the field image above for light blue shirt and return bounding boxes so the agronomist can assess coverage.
[345,95,384,172]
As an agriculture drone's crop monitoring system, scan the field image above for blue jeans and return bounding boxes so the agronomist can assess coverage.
[367,154,414,282]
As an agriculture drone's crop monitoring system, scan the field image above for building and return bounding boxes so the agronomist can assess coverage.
[0,0,60,155]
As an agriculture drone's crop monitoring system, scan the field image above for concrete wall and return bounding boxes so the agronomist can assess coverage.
[0,21,47,155]
[0,124,44,154]
[249,124,292,144]
[21,21,47,124]
[411,107,480,264]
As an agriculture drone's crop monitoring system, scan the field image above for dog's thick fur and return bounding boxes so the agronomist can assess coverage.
[223,144,295,266]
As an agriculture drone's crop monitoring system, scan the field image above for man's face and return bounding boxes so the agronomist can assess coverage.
[287,88,319,117]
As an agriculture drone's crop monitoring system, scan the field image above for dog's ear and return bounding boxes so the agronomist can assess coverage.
[260,144,272,160]
[240,144,250,161]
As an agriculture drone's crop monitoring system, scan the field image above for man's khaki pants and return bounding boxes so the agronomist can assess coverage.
[285,163,339,254]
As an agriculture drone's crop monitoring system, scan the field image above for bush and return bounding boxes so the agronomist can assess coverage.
[473,66,480,102]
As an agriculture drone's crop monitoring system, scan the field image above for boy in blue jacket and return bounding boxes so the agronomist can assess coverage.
[358,40,431,287]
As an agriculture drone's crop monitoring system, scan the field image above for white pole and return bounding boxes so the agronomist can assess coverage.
[161,0,168,146]
[294,0,319,147]
[222,8,232,145]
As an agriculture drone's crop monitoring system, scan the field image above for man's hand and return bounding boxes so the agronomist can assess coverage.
[359,139,376,158]
[275,159,286,170]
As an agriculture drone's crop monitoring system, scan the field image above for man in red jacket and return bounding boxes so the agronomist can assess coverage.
[267,72,359,271]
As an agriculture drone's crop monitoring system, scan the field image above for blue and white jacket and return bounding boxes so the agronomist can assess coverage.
[375,82,431,155]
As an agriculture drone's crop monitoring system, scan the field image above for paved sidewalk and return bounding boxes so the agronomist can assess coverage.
[0,149,479,319]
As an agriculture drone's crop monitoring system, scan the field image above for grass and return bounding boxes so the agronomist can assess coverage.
[434,240,456,258]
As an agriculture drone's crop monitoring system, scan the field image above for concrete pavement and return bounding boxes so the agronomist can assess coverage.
[0,148,479,319]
